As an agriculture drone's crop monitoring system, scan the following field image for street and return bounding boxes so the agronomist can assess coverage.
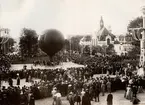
[36,90,145,105]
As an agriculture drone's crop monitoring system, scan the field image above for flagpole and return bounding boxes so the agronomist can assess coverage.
[140,6,145,67]
[129,7,145,68]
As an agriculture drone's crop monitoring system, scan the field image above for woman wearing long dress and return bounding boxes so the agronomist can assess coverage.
[137,67,144,77]
[28,75,32,83]
[55,91,62,105]
[52,88,57,105]
[126,85,132,100]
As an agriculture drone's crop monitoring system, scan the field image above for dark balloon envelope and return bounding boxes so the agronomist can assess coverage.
[39,29,65,58]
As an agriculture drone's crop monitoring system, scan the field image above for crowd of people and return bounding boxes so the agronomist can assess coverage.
[0,59,143,105]
[0,54,11,71]
[33,60,60,66]
[0,52,144,105]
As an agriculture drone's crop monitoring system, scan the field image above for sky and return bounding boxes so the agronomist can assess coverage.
[0,0,145,39]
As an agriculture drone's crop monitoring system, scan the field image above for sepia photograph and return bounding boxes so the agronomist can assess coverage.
[0,0,145,105]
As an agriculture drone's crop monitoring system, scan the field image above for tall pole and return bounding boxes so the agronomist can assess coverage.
[140,7,145,67]
[90,45,92,56]
[69,36,71,61]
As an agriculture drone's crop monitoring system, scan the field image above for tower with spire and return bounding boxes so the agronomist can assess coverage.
[100,16,104,29]
[96,16,116,45]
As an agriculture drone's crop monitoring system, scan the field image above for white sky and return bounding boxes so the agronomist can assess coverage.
[0,0,145,39]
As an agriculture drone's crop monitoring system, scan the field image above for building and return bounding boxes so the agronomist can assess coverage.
[92,16,116,46]
[114,34,134,55]
[80,17,134,55]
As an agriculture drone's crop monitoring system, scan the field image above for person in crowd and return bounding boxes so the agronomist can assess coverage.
[126,85,133,100]
[107,92,113,105]
[81,88,85,97]
[67,92,75,105]
[26,73,29,82]
[52,87,57,105]
[101,82,105,96]
[124,87,127,98]
[131,96,140,105]
[17,73,20,86]
[2,87,9,105]
[107,80,111,93]
[8,77,13,87]
[28,75,32,83]
[137,76,143,93]
[0,90,2,105]
[28,91,35,105]
[20,92,28,105]
[95,84,100,102]
[74,92,81,105]
[82,90,91,105]
[132,85,138,98]
[55,90,62,105]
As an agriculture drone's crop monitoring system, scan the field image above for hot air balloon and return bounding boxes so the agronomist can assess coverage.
[38,29,65,59]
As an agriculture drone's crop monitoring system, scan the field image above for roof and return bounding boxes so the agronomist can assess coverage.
[114,40,120,44]
[97,27,116,41]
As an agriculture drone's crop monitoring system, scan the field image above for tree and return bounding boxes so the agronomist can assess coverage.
[5,37,16,53]
[19,28,38,57]
[64,39,70,51]
[92,45,103,55]
[128,46,140,59]
[102,45,108,55]
[106,44,115,55]
[70,35,83,53]
[127,17,143,29]
[0,37,15,54]
[83,45,90,55]
[127,17,142,57]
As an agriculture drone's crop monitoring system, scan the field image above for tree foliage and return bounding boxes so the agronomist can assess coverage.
[5,37,16,53]
[0,54,11,71]
[70,35,83,53]
[19,28,38,57]
[92,45,104,55]
[127,17,143,29]
[128,46,140,59]
[0,37,15,54]
[83,45,90,55]
[64,39,70,51]
[127,17,142,57]
[106,44,115,55]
